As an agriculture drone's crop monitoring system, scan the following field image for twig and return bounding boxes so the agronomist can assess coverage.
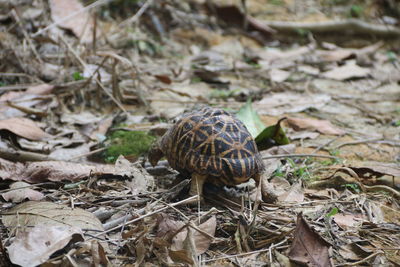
[264,19,400,36]
[0,83,41,92]
[118,0,153,28]
[0,147,55,162]
[336,251,383,266]
[58,35,128,114]
[203,238,288,263]
[32,0,112,37]
[334,138,399,149]
[11,9,43,64]
[262,153,339,160]
[95,195,198,237]
[68,147,107,161]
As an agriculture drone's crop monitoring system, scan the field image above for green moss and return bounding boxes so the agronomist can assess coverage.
[104,130,156,163]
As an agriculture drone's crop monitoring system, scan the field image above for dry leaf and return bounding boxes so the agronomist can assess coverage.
[287,117,345,135]
[7,225,83,267]
[347,161,400,178]
[1,181,44,203]
[20,161,115,183]
[255,93,331,116]
[278,182,304,203]
[116,156,155,195]
[0,117,49,140]
[2,201,104,232]
[49,0,94,43]
[270,69,291,83]
[333,214,362,229]
[322,60,370,80]
[288,213,332,266]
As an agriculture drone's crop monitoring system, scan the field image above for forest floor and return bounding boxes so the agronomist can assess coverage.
[0,0,399,266]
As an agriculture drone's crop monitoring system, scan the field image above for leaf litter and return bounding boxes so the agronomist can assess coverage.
[0,0,399,266]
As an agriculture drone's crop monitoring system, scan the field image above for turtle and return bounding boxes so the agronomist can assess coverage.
[148,106,268,201]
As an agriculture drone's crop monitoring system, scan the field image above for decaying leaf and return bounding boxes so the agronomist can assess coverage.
[0,158,116,183]
[333,214,362,229]
[288,213,332,266]
[7,225,83,267]
[2,201,104,232]
[347,161,400,178]
[49,0,94,43]
[157,214,216,256]
[1,181,44,202]
[0,117,49,140]
[322,60,370,80]
[3,201,103,266]
[255,93,331,116]
[115,156,155,195]
[278,182,304,203]
[287,117,345,135]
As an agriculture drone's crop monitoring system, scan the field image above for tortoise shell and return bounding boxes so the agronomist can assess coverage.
[153,107,264,186]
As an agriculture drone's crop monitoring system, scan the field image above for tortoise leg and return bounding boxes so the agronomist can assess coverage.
[189,173,207,200]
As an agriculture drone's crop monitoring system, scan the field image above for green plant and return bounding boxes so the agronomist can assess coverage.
[349,5,363,17]
[104,130,156,163]
[342,183,360,193]
[287,158,311,180]
[72,72,84,81]
[326,207,339,217]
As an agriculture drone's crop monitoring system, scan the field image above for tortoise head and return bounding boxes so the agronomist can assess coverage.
[148,142,164,167]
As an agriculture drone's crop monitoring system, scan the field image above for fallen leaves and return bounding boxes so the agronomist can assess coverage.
[1,181,44,202]
[322,60,370,80]
[49,0,94,43]
[3,201,103,266]
[287,117,345,135]
[289,213,332,267]
[7,225,83,267]
[0,117,49,140]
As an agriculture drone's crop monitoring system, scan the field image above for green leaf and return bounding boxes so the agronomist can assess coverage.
[326,207,338,217]
[255,117,290,151]
[72,72,84,81]
[236,99,265,138]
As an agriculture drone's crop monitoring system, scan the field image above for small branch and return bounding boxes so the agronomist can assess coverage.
[95,195,198,237]
[262,153,339,160]
[264,19,400,37]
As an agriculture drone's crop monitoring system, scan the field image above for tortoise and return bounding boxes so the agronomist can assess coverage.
[148,106,268,201]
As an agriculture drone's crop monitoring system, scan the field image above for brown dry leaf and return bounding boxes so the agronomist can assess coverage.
[1,181,44,203]
[288,213,332,267]
[49,0,94,43]
[7,225,83,267]
[347,161,400,178]
[150,89,191,119]
[0,117,49,140]
[116,156,155,195]
[154,74,172,84]
[278,182,304,203]
[255,93,331,116]
[270,69,291,83]
[169,249,194,265]
[333,214,362,230]
[167,216,216,256]
[287,117,345,135]
[0,158,115,183]
[338,244,362,261]
[2,201,104,232]
[21,161,115,183]
[322,60,370,80]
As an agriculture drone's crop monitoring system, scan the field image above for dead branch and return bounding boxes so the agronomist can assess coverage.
[264,19,400,37]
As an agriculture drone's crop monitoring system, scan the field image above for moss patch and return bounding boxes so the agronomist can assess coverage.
[104,130,156,163]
